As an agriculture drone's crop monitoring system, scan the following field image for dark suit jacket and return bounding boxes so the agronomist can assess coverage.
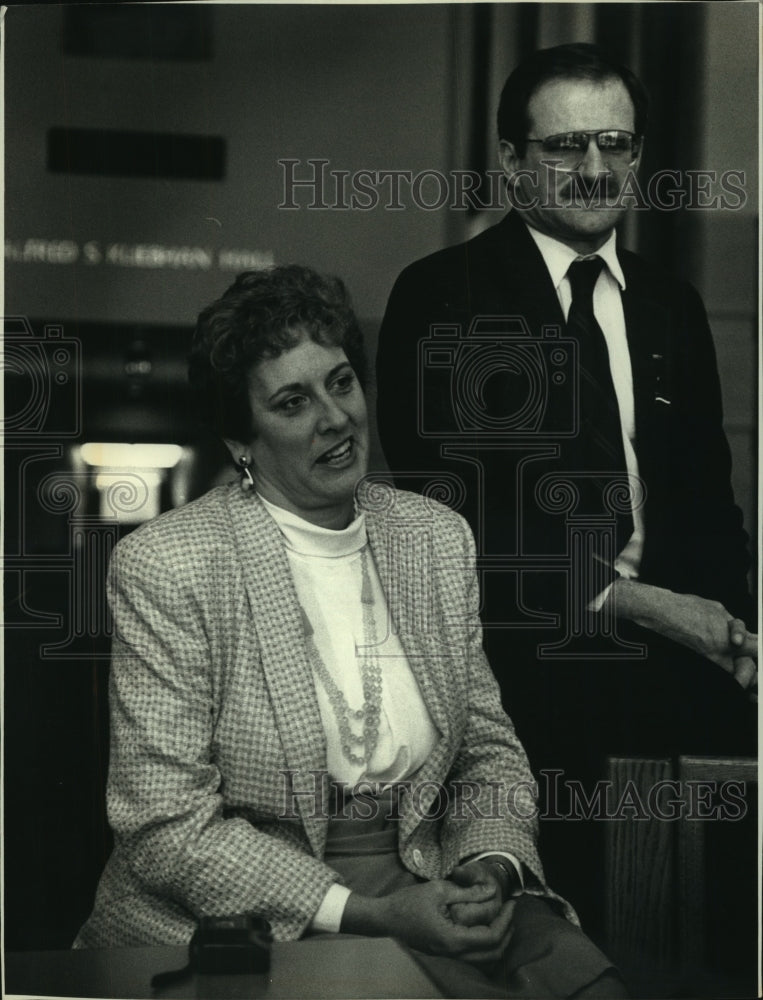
[377,216,755,934]
[376,211,752,626]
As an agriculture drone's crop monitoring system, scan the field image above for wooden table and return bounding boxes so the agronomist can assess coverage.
[5,937,443,999]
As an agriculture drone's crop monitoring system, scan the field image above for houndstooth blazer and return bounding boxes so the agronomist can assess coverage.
[74,481,572,947]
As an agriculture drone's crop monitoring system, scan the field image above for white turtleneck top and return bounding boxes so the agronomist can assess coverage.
[260,494,440,788]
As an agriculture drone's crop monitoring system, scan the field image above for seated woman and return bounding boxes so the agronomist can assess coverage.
[75,265,626,998]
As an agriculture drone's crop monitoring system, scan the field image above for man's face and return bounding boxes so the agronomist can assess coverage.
[499,76,641,252]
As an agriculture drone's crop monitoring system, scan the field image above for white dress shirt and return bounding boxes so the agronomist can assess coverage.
[524,224,645,592]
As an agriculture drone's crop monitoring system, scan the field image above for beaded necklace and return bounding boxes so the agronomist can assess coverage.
[300,545,382,766]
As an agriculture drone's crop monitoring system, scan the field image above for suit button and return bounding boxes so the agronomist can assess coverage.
[412,849,424,868]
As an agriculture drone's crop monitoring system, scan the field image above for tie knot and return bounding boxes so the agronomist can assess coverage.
[567,257,605,306]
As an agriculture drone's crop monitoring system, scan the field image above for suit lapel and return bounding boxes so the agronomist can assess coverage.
[224,487,329,855]
[469,212,566,334]
[492,216,673,472]
[620,259,673,476]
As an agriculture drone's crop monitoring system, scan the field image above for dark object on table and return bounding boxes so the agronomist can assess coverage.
[192,913,273,974]
[151,912,272,989]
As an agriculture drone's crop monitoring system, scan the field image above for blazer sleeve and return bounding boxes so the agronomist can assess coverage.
[435,521,549,891]
[105,534,341,940]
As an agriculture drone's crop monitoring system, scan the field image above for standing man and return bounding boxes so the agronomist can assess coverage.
[376,43,757,932]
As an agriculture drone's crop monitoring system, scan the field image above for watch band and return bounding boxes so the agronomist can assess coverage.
[486,859,521,900]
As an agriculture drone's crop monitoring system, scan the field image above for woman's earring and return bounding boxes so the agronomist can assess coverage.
[239,456,254,493]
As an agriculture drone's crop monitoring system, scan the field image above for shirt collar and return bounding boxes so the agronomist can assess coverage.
[523,221,626,292]
[258,493,367,558]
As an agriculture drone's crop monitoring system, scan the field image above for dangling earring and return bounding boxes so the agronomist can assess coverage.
[239,456,254,493]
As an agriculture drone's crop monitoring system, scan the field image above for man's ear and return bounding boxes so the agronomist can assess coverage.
[631,140,644,175]
[498,139,521,180]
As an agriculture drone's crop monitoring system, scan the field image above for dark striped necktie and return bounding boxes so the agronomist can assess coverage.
[566,257,633,552]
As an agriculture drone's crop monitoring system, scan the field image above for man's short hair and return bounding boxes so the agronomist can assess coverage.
[497,43,649,157]
[189,264,367,442]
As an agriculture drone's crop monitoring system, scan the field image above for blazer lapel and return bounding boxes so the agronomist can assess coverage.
[224,487,329,856]
[363,498,452,740]
[363,495,459,841]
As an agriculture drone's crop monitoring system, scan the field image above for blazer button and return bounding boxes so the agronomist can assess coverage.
[412,849,424,868]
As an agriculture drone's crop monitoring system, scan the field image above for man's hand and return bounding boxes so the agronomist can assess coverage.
[728,619,758,698]
[608,581,758,694]
[340,879,515,965]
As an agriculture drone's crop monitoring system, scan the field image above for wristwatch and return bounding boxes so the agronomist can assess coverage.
[484,859,521,901]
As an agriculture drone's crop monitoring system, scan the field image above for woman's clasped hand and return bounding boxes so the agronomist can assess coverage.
[343,874,516,966]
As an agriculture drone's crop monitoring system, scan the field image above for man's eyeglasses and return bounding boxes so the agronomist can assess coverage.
[525,130,642,168]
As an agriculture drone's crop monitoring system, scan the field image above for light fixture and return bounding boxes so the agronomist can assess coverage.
[79,442,184,469]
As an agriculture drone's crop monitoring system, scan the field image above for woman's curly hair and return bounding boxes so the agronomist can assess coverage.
[189,264,367,441]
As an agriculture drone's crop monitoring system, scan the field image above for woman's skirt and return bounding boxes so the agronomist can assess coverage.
[319,789,619,999]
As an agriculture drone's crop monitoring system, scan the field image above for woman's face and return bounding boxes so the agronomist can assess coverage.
[230,335,369,528]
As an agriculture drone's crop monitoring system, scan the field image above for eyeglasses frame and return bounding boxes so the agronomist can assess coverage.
[524,129,643,167]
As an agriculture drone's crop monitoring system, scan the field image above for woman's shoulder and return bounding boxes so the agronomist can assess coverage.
[359,480,470,537]
[114,484,236,562]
